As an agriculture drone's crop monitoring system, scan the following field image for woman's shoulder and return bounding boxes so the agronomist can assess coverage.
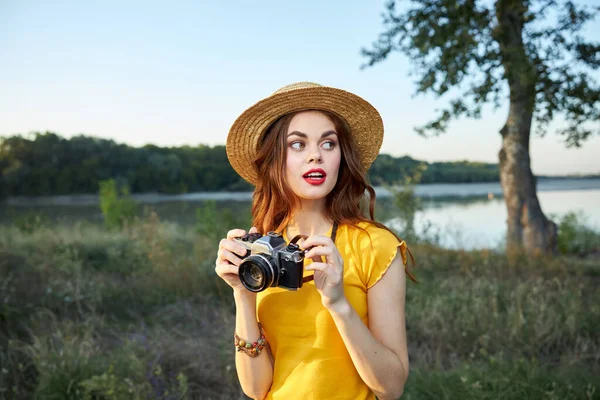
[341,221,408,288]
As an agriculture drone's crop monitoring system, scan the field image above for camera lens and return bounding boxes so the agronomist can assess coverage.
[238,255,275,292]
[248,264,263,284]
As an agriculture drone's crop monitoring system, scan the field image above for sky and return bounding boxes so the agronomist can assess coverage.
[1,0,599,175]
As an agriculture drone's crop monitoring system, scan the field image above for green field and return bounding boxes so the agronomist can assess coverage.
[1,210,599,399]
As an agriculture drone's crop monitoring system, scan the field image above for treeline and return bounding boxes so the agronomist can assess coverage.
[369,154,499,184]
[0,132,504,198]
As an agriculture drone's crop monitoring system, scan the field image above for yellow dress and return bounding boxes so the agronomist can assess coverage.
[256,221,407,400]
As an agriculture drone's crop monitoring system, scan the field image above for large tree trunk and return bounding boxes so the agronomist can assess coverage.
[499,108,557,254]
[496,0,557,255]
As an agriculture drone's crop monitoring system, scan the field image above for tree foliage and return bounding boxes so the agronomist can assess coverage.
[0,132,251,197]
[362,0,600,146]
[4,131,583,198]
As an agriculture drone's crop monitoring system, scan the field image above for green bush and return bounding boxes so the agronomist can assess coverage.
[99,179,138,230]
[556,211,600,256]
[387,163,442,245]
[15,315,190,400]
[80,365,144,399]
[403,358,598,400]
[14,212,49,234]
[195,200,251,243]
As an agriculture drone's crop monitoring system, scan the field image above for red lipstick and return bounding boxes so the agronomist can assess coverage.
[302,168,327,185]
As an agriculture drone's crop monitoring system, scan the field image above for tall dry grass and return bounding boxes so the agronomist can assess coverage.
[1,213,598,399]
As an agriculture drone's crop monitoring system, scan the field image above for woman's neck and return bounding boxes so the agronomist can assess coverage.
[287,199,332,237]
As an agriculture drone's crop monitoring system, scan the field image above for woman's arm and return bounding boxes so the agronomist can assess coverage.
[303,236,408,400]
[233,290,273,400]
[215,228,274,399]
[328,253,408,399]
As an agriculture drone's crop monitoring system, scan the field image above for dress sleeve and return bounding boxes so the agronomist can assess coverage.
[358,226,407,289]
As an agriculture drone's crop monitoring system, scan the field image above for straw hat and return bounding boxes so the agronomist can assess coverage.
[226,82,384,185]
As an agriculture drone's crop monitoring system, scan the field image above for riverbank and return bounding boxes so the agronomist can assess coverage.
[4,177,600,207]
[1,216,598,399]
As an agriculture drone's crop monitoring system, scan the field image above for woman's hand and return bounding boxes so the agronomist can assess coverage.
[215,227,259,292]
[302,235,347,310]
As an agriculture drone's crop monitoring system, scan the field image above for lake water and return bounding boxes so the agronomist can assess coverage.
[2,178,599,250]
[402,188,600,249]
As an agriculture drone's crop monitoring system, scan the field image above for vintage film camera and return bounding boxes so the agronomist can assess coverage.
[233,231,309,292]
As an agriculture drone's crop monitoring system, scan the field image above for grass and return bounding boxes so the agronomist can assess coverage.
[1,212,599,399]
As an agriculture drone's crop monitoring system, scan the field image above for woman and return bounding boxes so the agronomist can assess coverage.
[215,82,414,400]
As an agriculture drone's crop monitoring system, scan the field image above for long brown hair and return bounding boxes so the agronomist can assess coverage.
[251,110,415,280]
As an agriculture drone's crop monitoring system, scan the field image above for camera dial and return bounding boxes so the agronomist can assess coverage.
[283,243,304,263]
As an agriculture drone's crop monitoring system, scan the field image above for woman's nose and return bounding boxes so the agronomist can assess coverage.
[307,151,322,164]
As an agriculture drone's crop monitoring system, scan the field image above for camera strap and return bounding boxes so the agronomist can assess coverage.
[331,221,338,243]
[289,221,339,245]
[301,221,339,284]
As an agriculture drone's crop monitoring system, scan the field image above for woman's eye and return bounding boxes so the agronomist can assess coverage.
[322,141,336,150]
[290,141,305,150]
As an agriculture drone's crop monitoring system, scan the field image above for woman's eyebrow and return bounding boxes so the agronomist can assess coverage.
[287,130,338,138]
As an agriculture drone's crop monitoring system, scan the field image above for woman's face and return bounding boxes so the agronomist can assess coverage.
[285,111,341,202]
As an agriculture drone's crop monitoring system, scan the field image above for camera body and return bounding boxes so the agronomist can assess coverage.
[233,231,306,292]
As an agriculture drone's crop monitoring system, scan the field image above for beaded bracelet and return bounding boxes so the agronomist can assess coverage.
[234,323,267,358]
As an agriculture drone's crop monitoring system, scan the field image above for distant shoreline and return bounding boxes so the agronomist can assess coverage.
[537,174,600,180]
[4,177,600,207]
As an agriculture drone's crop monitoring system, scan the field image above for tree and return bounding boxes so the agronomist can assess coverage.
[362,0,600,254]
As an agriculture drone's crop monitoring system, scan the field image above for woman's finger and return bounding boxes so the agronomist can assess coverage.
[215,259,240,275]
[301,235,334,250]
[305,262,331,273]
[226,229,247,240]
[304,246,333,260]
[306,262,343,283]
[219,238,250,258]
[217,248,243,266]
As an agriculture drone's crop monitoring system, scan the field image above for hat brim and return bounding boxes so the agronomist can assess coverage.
[227,86,384,185]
